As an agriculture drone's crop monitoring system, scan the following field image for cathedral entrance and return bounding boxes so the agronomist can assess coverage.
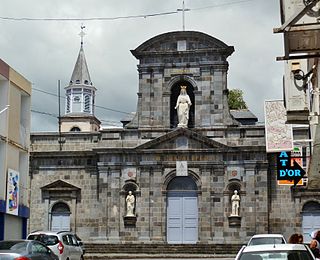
[50,202,71,232]
[170,83,195,128]
[167,176,198,244]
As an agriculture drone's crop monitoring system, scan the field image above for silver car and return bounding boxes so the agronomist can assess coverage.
[247,234,287,246]
[235,244,315,260]
[27,231,83,260]
[0,240,59,260]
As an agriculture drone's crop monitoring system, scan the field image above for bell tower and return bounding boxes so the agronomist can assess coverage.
[127,31,235,129]
[60,26,100,132]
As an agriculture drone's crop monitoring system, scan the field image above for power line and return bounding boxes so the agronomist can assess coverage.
[191,0,256,11]
[0,11,177,22]
[31,109,123,126]
[32,87,132,115]
[0,1,258,22]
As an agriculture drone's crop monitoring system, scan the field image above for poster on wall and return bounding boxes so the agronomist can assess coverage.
[6,168,19,216]
[264,100,293,153]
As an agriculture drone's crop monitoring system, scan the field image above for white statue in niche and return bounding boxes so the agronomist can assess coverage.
[125,191,135,216]
[175,85,192,128]
[230,190,240,216]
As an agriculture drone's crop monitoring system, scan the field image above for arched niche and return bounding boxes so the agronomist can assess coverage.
[170,82,195,128]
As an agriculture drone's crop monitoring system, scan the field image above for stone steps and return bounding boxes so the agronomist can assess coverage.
[83,243,242,255]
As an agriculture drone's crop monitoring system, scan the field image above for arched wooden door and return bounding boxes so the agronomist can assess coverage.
[167,176,198,244]
[51,202,71,232]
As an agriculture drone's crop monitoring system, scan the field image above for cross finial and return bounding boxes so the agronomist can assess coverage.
[79,24,86,46]
[177,0,190,31]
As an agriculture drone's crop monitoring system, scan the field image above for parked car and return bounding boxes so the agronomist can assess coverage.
[27,231,84,260]
[247,234,287,246]
[0,239,59,259]
[235,244,315,260]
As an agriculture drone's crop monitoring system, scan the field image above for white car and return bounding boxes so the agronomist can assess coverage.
[247,234,287,246]
[27,231,84,260]
[235,244,315,260]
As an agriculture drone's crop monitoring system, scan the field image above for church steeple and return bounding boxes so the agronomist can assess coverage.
[61,26,100,133]
[65,25,96,116]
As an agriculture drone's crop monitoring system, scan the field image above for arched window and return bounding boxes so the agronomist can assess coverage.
[66,95,71,113]
[70,126,81,132]
[84,95,91,113]
[167,176,197,191]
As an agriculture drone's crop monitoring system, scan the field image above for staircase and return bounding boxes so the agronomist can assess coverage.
[83,243,242,259]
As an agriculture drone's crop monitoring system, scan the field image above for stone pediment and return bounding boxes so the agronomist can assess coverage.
[136,128,228,150]
[41,180,81,192]
[131,31,234,58]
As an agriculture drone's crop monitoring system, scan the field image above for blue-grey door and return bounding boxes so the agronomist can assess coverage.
[167,193,198,244]
[167,176,198,244]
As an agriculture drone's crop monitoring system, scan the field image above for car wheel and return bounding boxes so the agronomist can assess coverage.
[81,256,84,260]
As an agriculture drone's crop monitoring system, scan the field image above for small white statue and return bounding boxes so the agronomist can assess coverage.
[126,191,135,216]
[175,86,192,128]
[231,190,240,216]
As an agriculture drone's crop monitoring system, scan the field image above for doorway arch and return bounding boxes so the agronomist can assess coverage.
[302,201,320,242]
[170,82,195,128]
[166,176,198,244]
[50,202,71,232]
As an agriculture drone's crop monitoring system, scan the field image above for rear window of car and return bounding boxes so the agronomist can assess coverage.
[28,234,59,246]
[249,238,286,245]
[240,251,313,260]
[0,241,28,252]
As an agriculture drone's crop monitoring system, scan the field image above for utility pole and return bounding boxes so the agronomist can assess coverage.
[58,80,62,151]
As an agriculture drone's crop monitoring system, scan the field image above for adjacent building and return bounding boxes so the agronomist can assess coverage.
[0,59,31,239]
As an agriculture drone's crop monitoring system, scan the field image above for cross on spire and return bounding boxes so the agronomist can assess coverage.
[177,0,190,31]
[79,24,86,46]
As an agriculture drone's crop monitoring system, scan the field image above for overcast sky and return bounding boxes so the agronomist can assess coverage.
[0,0,284,132]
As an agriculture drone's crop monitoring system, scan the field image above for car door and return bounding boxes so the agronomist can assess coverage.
[68,234,82,260]
[30,241,55,260]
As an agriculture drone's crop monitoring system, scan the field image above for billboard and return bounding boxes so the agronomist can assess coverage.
[6,168,19,215]
[265,100,293,153]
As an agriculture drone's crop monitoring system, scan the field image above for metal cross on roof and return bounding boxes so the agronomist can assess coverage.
[177,0,190,31]
[79,24,86,46]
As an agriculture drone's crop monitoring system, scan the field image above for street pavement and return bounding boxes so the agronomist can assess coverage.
[83,254,236,260]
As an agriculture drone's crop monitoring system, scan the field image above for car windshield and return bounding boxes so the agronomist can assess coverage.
[239,250,313,260]
[249,238,285,245]
[0,241,28,252]
[28,234,59,246]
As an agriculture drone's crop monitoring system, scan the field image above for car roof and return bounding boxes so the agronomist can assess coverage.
[28,231,73,236]
[243,244,307,253]
[250,234,284,238]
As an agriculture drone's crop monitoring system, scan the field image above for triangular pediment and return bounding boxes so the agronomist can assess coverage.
[41,180,81,192]
[136,128,228,150]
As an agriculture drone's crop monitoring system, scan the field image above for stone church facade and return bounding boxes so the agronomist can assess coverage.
[29,31,320,244]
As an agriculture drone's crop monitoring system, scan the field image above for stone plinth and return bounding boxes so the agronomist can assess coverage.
[228,216,241,227]
[124,216,137,227]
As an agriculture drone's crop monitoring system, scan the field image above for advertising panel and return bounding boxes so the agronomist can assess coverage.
[265,100,293,153]
[6,168,19,216]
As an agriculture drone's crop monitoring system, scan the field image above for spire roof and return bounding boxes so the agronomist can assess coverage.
[69,44,92,86]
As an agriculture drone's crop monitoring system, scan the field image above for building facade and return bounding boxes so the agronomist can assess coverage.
[0,59,31,239]
[29,31,320,244]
